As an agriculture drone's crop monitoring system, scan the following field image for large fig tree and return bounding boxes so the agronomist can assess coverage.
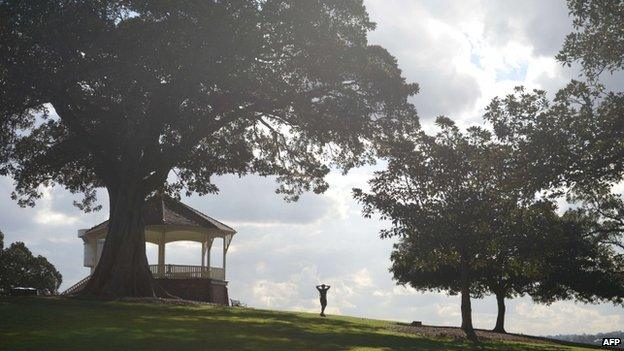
[0,0,418,298]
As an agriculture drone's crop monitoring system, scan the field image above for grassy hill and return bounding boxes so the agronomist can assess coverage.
[0,297,597,351]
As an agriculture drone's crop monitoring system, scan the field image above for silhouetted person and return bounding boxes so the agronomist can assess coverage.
[316,284,330,317]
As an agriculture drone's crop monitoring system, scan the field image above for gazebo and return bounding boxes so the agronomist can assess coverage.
[64,196,236,304]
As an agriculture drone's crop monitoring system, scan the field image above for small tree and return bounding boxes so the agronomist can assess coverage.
[0,240,63,294]
[354,117,508,339]
[389,233,488,331]
[479,199,624,333]
[480,201,553,333]
[0,1,418,298]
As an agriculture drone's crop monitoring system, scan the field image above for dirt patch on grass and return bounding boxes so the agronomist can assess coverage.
[390,323,542,343]
[117,297,216,306]
[389,323,603,349]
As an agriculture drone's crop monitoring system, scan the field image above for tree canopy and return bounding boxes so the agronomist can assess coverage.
[479,201,561,333]
[0,239,63,294]
[1,0,419,206]
[529,208,624,305]
[557,0,624,80]
[355,114,624,336]
[355,117,513,338]
[0,0,419,298]
[354,0,624,339]
[479,0,624,321]
[484,0,624,253]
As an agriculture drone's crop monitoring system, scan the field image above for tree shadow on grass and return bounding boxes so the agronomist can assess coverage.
[0,297,581,351]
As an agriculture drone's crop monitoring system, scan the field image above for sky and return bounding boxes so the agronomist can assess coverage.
[1,0,624,336]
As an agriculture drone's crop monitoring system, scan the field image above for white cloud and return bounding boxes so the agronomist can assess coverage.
[32,187,80,226]
[392,286,420,296]
[255,261,268,273]
[436,303,461,318]
[512,301,623,335]
[252,280,299,307]
[34,210,79,226]
[351,268,373,288]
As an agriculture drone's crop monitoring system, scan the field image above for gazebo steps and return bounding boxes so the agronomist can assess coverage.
[60,275,91,296]
[60,275,229,305]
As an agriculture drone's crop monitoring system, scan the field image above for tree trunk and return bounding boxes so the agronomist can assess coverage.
[80,181,155,299]
[493,291,506,333]
[460,266,477,341]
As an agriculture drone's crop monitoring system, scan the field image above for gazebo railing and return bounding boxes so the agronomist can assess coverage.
[149,264,225,281]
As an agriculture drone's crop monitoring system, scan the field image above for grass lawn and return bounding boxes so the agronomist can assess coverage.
[0,297,596,351]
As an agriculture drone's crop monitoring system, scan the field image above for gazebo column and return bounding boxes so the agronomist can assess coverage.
[207,239,212,271]
[158,232,165,277]
[202,238,212,278]
[203,238,213,278]
[201,241,207,278]
[223,237,227,280]
[201,241,206,267]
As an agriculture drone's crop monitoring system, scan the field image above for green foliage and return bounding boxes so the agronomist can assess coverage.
[0,241,62,293]
[558,0,624,79]
[484,99,624,312]
[486,0,624,198]
[0,230,3,250]
[485,83,624,197]
[0,0,419,297]
[482,0,624,305]
[354,117,519,336]
[0,0,419,208]
[485,0,624,202]
[483,0,624,279]
[355,117,517,294]
[481,202,555,298]
[355,113,624,333]
[0,297,597,351]
[515,206,624,304]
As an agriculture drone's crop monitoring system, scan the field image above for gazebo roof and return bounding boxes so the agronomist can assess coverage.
[84,196,236,236]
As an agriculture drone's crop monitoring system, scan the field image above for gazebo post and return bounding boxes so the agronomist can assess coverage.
[206,238,212,274]
[201,240,207,278]
[158,231,165,278]
[201,241,206,268]
[222,236,226,280]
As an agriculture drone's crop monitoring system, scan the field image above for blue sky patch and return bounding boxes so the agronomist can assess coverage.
[496,61,529,82]
[470,53,483,69]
